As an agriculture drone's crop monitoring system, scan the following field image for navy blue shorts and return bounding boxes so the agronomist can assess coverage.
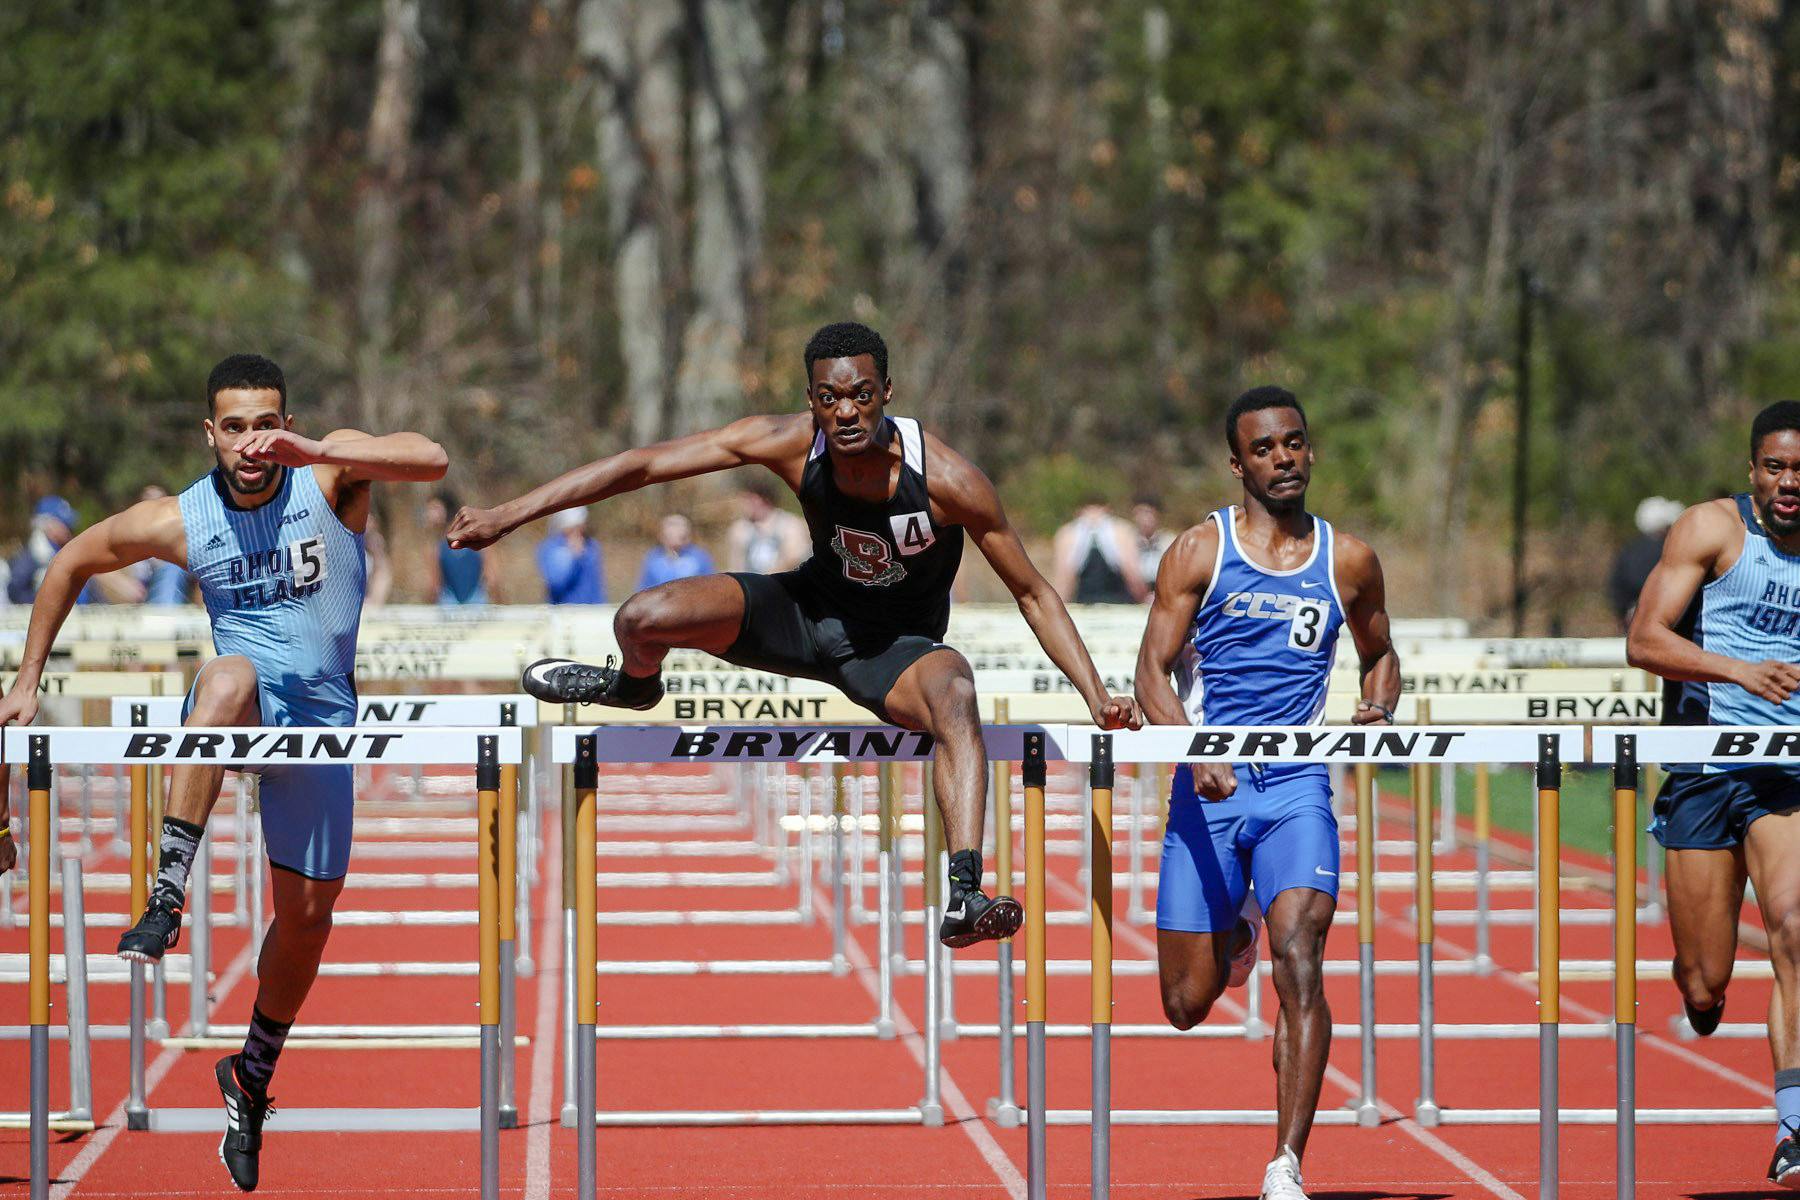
[1156,765,1340,933]
[184,663,357,880]
[1651,767,1800,850]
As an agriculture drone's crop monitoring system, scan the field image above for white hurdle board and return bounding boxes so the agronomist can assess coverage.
[108,693,539,728]
[552,723,1079,764]
[3,725,521,766]
[1593,725,1800,764]
[1078,725,1584,764]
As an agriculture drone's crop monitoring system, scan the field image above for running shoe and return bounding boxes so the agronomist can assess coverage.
[216,1054,275,1193]
[1260,1147,1311,1200]
[938,890,1023,948]
[116,894,183,963]
[1684,994,1725,1037]
[1770,1125,1800,1190]
[521,657,663,710]
[1228,899,1263,989]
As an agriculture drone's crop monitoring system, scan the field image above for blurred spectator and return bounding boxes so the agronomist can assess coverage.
[1052,500,1146,604]
[1131,496,1174,598]
[1609,495,1684,629]
[423,491,498,605]
[364,505,394,607]
[135,486,193,604]
[727,479,809,573]
[638,514,715,589]
[6,496,96,605]
[538,507,606,604]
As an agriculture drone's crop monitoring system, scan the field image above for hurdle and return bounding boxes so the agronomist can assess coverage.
[1024,724,1585,1200]
[8,723,524,1200]
[554,722,1074,1197]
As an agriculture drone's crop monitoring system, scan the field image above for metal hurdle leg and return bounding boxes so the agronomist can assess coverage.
[574,735,598,1200]
[562,703,578,1127]
[851,765,868,921]
[1090,736,1114,1200]
[188,827,211,1036]
[498,708,520,1129]
[249,789,266,955]
[477,736,502,1200]
[832,764,848,976]
[1538,735,1563,1200]
[1474,764,1492,973]
[928,762,957,1041]
[1023,734,1049,1200]
[1413,763,1439,1125]
[149,762,168,1039]
[232,777,249,925]
[62,858,93,1125]
[1641,763,1663,921]
[799,766,815,922]
[876,763,897,1038]
[989,710,1021,1125]
[1353,763,1379,1126]
[28,736,51,1200]
[920,763,944,1124]
[1614,737,1638,1200]
[126,756,149,1131]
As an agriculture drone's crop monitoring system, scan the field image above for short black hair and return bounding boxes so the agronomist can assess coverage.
[1751,400,1800,459]
[207,354,286,411]
[1225,386,1307,455]
[804,322,888,385]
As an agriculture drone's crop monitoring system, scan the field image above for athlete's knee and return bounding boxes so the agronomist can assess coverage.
[615,589,674,647]
[1160,978,1223,1030]
[926,667,979,724]
[190,657,258,722]
[1769,905,1800,976]
[1268,921,1329,1004]
[279,883,341,939]
[1671,953,1732,1009]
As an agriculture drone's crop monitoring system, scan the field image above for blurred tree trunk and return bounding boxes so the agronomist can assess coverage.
[273,0,323,290]
[356,0,423,432]
[580,0,684,445]
[841,0,975,427]
[675,0,766,433]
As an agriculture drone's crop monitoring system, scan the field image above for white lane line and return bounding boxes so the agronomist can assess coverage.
[843,935,1027,1200]
[522,821,563,1200]
[1041,864,1525,1199]
[53,938,259,1198]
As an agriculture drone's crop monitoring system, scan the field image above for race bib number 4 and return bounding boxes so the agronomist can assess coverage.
[890,510,937,556]
[831,527,906,586]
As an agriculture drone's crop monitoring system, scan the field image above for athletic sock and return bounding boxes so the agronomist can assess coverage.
[1776,1068,1800,1143]
[615,668,661,701]
[237,1006,293,1096]
[152,817,205,909]
[947,848,983,900]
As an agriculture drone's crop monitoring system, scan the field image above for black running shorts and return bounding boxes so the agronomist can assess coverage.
[724,571,949,722]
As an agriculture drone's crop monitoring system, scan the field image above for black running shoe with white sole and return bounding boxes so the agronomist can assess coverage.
[1685,995,1725,1037]
[117,894,183,963]
[1771,1130,1800,1189]
[217,1054,274,1192]
[521,657,664,710]
[938,890,1023,948]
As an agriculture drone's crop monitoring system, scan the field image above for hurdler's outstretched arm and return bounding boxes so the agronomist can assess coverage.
[448,416,811,550]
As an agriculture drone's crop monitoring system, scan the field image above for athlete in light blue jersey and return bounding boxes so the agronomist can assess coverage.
[1136,387,1399,1200]
[1627,400,1800,1187]
[0,354,445,1192]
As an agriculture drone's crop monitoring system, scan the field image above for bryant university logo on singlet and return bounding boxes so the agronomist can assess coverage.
[829,510,936,588]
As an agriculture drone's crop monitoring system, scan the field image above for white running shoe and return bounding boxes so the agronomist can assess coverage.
[1260,1147,1310,1200]
[1227,896,1263,988]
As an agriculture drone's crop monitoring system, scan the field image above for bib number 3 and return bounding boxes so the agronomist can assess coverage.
[1288,599,1328,651]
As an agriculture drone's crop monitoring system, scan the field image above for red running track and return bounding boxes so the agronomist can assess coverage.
[0,761,1785,1198]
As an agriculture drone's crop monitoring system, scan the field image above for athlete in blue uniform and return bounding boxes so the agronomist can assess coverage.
[1136,387,1399,1200]
[0,354,446,1191]
[1627,400,1800,1187]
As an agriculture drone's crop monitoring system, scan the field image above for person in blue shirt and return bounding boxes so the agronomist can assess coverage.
[637,513,714,590]
[423,491,495,605]
[537,506,605,603]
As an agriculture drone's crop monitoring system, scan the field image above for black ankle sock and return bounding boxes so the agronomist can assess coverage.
[153,817,205,909]
[616,669,661,697]
[237,1006,293,1096]
[947,849,983,896]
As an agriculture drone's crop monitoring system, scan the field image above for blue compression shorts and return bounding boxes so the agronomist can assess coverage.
[1156,765,1340,933]
[183,664,357,880]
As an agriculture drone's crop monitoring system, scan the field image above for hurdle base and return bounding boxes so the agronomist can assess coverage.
[500,1103,518,1130]
[1415,1099,1441,1127]
[595,1108,928,1126]
[127,1108,149,1131]
[919,1100,944,1128]
[874,1017,897,1040]
[560,1103,578,1129]
[1352,1100,1380,1128]
[1045,1108,1363,1126]
[987,1098,1022,1128]
[144,1106,482,1132]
